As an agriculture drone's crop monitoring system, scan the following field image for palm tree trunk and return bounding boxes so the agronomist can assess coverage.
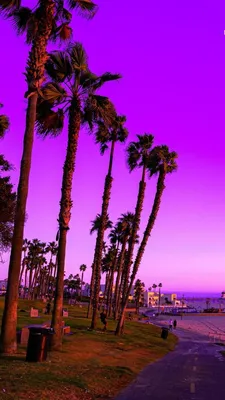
[51,100,81,350]
[116,169,166,335]
[91,175,113,329]
[28,266,34,300]
[114,239,127,320]
[19,261,25,290]
[80,271,84,300]
[108,269,115,317]
[87,263,95,318]
[0,0,54,355]
[122,166,146,300]
[91,139,115,329]
[24,267,28,299]
[103,273,109,304]
[107,245,119,317]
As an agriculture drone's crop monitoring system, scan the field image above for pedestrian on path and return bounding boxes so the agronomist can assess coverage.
[173,319,177,329]
[169,319,173,330]
[100,311,107,331]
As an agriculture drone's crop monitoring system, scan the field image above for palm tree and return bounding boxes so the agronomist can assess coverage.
[122,134,154,300]
[158,282,162,313]
[101,245,117,315]
[133,279,145,315]
[36,43,119,349]
[87,214,112,318]
[116,146,178,335]
[91,116,128,329]
[113,212,135,320]
[0,0,97,354]
[0,104,9,138]
[79,263,87,299]
[45,241,58,294]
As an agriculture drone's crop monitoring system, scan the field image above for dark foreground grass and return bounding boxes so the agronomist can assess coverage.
[0,299,178,400]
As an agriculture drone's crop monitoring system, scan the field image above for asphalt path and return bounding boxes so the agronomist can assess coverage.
[115,327,225,400]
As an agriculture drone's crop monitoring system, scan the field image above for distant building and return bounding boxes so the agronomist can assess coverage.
[144,290,184,308]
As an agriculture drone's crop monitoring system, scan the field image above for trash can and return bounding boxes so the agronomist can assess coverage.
[26,326,53,362]
[161,327,169,340]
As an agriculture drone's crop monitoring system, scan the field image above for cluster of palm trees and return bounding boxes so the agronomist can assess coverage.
[19,239,58,299]
[0,0,177,355]
[87,135,177,335]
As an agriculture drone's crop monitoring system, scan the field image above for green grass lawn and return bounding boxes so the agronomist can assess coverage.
[0,299,178,400]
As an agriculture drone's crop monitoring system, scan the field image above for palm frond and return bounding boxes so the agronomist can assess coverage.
[54,22,73,42]
[90,213,112,234]
[45,51,73,82]
[0,0,21,16]
[42,82,67,104]
[90,72,121,91]
[56,6,72,22]
[11,6,32,35]
[148,145,178,176]
[114,115,128,143]
[67,0,97,19]
[79,70,98,88]
[84,95,116,129]
[67,42,88,72]
[94,120,110,154]
[137,133,154,150]
[126,134,154,172]
[36,103,64,138]
[126,141,141,171]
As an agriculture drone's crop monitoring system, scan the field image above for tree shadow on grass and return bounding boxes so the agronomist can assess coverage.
[0,355,26,362]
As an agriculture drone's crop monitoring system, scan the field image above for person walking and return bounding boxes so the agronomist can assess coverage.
[46,302,51,315]
[100,310,107,331]
[169,319,173,330]
[173,319,177,329]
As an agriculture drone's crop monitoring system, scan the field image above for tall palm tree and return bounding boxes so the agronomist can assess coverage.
[113,212,135,320]
[79,263,87,299]
[101,244,117,314]
[91,116,128,329]
[37,43,119,349]
[87,214,112,318]
[122,134,154,300]
[116,146,178,335]
[106,226,121,317]
[0,0,97,354]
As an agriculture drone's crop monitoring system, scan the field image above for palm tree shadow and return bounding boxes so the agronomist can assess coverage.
[0,355,26,362]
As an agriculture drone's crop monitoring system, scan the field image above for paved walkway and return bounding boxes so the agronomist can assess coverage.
[115,327,225,400]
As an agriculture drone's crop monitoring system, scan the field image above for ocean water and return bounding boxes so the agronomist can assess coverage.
[175,292,223,299]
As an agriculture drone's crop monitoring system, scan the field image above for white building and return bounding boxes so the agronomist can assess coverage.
[144,290,184,308]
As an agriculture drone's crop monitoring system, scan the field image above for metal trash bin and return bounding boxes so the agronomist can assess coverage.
[161,327,169,340]
[26,326,54,362]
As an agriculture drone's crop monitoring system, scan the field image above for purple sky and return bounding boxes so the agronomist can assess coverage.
[0,0,225,293]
